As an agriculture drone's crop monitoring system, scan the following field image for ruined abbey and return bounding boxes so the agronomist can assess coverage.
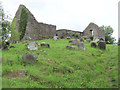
[11,4,105,42]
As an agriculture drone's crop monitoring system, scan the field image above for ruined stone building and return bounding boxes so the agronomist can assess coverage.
[56,29,83,38]
[83,23,105,41]
[11,4,105,42]
[11,4,56,41]
[56,23,105,41]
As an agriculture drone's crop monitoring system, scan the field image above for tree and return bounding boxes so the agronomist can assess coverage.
[0,2,11,47]
[100,25,116,44]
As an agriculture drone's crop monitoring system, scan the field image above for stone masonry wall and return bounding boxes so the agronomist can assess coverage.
[83,23,105,41]
[13,5,105,42]
[56,29,82,38]
[13,4,56,41]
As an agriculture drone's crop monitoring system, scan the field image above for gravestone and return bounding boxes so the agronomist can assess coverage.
[35,41,40,46]
[98,41,106,50]
[66,46,75,49]
[41,42,50,48]
[22,53,38,63]
[86,38,91,43]
[77,41,85,51]
[26,42,39,50]
[53,36,58,40]
[66,36,71,39]
[91,42,97,48]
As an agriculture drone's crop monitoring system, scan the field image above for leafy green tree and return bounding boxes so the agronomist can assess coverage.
[0,2,11,47]
[100,25,116,44]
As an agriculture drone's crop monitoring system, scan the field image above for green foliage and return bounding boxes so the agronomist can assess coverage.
[10,18,20,43]
[2,39,118,88]
[0,2,11,47]
[19,8,29,40]
[100,25,116,44]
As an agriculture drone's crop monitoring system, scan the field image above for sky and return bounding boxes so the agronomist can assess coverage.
[1,0,119,41]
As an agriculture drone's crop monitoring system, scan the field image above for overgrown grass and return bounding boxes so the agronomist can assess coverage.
[2,39,118,88]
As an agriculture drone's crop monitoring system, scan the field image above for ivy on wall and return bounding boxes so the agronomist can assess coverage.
[18,8,29,40]
[10,18,20,43]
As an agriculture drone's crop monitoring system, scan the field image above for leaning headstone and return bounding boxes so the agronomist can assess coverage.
[91,42,97,48]
[66,46,75,49]
[35,41,40,46]
[41,42,50,48]
[27,42,39,50]
[22,53,38,63]
[86,38,91,43]
[53,36,58,40]
[98,41,106,50]
[77,41,85,51]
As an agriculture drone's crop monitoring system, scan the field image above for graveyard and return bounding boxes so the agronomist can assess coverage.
[2,38,118,88]
[1,4,118,88]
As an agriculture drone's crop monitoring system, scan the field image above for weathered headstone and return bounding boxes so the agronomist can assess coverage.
[86,38,91,43]
[22,53,38,63]
[91,42,97,48]
[66,36,71,39]
[53,36,58,40]
[66,46,75,49]
[77,41,85,51]
[35,41,40,46]
[26,42,39,50]
[41,42,50,48]
[98,41,106,50]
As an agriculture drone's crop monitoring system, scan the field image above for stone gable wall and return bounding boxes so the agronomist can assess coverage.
[13,4,56,41]
[83,23,105,41]
[12,4,105,42]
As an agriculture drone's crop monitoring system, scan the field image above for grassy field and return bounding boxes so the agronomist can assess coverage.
[2,39,118,88]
